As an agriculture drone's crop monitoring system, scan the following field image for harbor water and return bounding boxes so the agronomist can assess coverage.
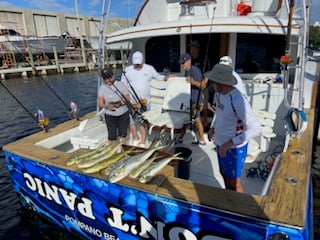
[0,71,319,239]
[0,71,98,239]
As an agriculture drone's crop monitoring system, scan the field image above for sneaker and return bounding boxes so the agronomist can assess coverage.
[192,140,206,145]
[138,143,146,148]
[133,139,140,146]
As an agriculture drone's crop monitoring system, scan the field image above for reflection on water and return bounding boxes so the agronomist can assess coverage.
[0,72,98,239]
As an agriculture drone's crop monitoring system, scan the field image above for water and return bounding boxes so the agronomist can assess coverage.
[0,71,99,239]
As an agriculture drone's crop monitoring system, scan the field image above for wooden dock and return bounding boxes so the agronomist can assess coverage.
[0,60,125,79]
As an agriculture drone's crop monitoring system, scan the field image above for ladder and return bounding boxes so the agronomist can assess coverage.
[0,27,17,68]
[281,0,310,110]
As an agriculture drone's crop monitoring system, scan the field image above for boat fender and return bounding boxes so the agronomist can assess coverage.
[284,108,307,133]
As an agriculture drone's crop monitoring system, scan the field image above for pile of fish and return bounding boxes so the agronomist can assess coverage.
[66,143,183,183]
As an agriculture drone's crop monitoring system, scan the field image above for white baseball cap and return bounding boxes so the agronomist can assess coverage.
[132,51,143,64]
[219,56,232,65]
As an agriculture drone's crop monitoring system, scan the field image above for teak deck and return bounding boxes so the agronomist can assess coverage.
[4,106,315,228]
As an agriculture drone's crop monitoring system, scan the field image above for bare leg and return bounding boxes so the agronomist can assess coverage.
[195,117,205,142]
[139,125,147,144]
[130,124,140,141]
[223,176,244,193]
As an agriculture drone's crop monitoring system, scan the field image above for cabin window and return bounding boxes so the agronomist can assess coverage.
[145,36,180,73]
[235,34,285,73]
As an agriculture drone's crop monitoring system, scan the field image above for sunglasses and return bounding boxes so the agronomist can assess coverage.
[134,64,142,69]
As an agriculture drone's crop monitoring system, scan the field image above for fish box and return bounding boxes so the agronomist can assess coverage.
[70,116,107,150]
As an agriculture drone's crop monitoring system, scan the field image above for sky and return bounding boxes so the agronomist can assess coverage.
[0,0,319,24]
[0,0,144,19]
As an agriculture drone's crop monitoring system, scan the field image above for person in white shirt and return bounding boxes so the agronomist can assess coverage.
[204,64,261,192]
[121,51,170,147]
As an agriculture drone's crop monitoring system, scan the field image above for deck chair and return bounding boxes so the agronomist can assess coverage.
[143,77,190,140]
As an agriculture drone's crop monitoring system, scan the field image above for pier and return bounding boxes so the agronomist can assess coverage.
[0,6,130,79]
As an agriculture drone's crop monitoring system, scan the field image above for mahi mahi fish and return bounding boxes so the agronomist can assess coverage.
[66,144,108,166]
[106,145,168,183]
[82,147,135,174]
[139,153,183,183]
[129,154,163,179]
[77,142,122,169]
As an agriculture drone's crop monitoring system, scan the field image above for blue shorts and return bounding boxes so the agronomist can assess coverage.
[217,143,248,178]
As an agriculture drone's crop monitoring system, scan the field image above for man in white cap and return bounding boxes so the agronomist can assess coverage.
[219,56,246,95]
[121,51,171,147]
[204,64,261,192]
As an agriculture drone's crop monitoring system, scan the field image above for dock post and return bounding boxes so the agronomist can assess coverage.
[1,73,5,79]
[53,46,61,73]
[28,48,36,76]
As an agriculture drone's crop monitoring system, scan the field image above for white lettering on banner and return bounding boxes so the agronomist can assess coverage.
[23,172,95,219]
[65,215,103,237]
[23,172,230,240]
[106,206,229,240]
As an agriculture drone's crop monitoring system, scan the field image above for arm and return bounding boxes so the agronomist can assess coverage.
[98,96,114,110]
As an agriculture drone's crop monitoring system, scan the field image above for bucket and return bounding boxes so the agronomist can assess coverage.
[174,147,192,180]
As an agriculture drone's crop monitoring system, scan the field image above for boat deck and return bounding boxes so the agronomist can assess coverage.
[3,66,318,230]
[4,104,314,228]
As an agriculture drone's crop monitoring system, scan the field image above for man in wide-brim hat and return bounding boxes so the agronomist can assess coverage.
[204,64,261,192]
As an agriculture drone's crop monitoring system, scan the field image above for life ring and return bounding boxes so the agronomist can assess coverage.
[285,108,307,133]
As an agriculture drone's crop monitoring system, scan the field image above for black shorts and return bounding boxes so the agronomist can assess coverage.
[105,111,129,141]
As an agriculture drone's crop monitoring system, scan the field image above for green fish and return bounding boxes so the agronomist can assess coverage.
[82,147,135,174]
[107,145,168,183]
[77,142,122,169]
[139,153,183,183]
[66,144,107,166]
[129,154,163,179]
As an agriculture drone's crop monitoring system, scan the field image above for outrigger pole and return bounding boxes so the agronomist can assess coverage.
[0,80,49,131]
[97,0,112,113]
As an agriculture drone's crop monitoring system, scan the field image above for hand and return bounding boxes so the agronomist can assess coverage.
[186,76,192,84]
[208,128,214,141]
[106,103,116,111]
[218,140,233,157]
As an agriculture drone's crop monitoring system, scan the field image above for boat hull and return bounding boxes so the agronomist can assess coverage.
[4,151,312,240]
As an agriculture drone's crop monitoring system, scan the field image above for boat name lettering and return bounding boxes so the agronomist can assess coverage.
[23,172,95,220]
[107,206,226,239]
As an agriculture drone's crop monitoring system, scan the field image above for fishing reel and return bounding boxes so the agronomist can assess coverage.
[34,110,49,131]
[132,99,147,113]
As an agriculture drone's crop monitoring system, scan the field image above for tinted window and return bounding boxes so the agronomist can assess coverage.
[145,36,180,73]
[235,34,285,73]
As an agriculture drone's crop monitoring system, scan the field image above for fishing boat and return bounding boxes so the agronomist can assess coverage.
[2,0,319,239]
[0,25,90,66]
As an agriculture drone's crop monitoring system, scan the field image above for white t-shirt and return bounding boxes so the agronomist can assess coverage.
[213,88,261,146]
[121,64,165,105]
[98,81,129,116]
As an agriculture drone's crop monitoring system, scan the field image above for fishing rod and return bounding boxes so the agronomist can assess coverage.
[189,24,194,132]
[37,76,79,120]
[194,6,216,120]
[121,71,147,112]
[0,80,49,131]
[110,81,149,126]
